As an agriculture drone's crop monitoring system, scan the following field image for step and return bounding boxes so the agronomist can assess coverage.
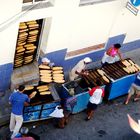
[11,61,39,90]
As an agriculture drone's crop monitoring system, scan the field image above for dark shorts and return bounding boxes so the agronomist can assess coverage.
[87,102,97,110]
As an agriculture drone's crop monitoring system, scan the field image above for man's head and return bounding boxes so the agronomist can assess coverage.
[83,57,92,64]
[18,85,25,92]
[42,58,50,65]
[114,43,121,49]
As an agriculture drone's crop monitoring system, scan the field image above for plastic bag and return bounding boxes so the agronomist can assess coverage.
[49,106,64,118]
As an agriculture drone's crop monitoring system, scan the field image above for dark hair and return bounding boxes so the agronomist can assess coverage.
[96,79,102,86]
[18,85,25,91]
[114,43,121,49]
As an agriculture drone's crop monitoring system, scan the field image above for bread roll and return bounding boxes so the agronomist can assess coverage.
[40,78,52,83]
[17,42,26,46]
[102,76,109,83]
[40,91,51,95]
[40,70,52,74]
[29,30,39,35]
[53,74,64,77]
[19,28,29,33]
[53,70,63,74]
[39,73,52,77]
[24,44,34,47]
[37,85,49,90]
[30,91,37,99]
[54,79,65,83]
[134,64,140,71]
[123,67,130,74]
[52,67,63,71]
[128,60,135,65]
[40,75,52,80]
[28,24,39,28]
[39,64,50,69]
[97,69,104,76]
[25,86,34,90]
[26,46,36,50]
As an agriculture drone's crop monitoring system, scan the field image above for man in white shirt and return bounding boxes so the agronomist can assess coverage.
[69,57,92,81]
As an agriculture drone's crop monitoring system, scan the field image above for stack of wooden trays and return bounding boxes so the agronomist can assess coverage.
[14,20,40,68]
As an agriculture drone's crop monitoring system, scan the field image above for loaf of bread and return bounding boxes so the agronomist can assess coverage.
[29,30,39,35]
[53,74,64,77]
[52,67,63,71]
[25,86,34,90]
[123,67,130,74]
[134,64,140,71]
[53,70,63,74]
[53,79,65,83]
[97,69,104,76]
[40,70,52,74]
[37,85,49,90]
[40,78,52,83]
[39,64,50,69]
[40,91,51,95]
[30,91,37,99]
[102,76,109,83]
[122,60,131,67]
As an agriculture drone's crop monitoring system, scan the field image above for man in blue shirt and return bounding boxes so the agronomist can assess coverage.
[9,85,30,139]
[124,72,140,105]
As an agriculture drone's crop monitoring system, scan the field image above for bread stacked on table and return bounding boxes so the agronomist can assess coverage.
[52,67,65,83]
[39,64,65,84]
[14,20,40,68]
[37,85,51,95]
[39,65,53,83]
[83,69,110,87]
[102,58,140,80]
[122,59,140,74]
[24,84,52,104]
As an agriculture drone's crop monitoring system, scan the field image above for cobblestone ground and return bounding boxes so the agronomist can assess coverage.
[1,96,140,140]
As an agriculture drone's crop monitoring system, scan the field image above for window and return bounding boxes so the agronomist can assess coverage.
[80,0,116,6]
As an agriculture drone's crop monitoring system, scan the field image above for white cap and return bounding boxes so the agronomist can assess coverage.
[83,57,92,63]
[42,58,50,63]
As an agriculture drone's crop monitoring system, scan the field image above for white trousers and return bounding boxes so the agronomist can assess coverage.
[9,113,23,139]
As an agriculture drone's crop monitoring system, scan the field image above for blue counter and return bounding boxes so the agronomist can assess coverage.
[106,74,136,100]
[23,84,60,123]
[62,80,105,114]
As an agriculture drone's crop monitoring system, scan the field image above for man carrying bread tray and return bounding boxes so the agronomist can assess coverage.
[69,57,92,81]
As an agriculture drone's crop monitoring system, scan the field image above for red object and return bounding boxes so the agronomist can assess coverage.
[12,137,35,140]
[89,87,104,97]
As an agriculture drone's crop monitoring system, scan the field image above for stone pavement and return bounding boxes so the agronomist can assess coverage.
[1,95,140,140]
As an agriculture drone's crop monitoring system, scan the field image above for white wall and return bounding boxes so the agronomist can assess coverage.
[0,0,23,65]
[45,0,123,53]
[0,0,140,65]
[110,1,140,43]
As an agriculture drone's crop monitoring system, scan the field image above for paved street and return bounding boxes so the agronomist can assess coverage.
[1,95,140,140]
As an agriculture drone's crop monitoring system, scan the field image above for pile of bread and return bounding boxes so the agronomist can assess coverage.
[39,64,65,84]
[122,59,140,74]
[25,84,51,99]
[97,69,110,83]
[14,20,40,68]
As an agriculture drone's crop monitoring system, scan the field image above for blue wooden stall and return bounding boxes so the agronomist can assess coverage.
[62,79,105,114]
[106,74,136,100]
[23,84,60,123]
